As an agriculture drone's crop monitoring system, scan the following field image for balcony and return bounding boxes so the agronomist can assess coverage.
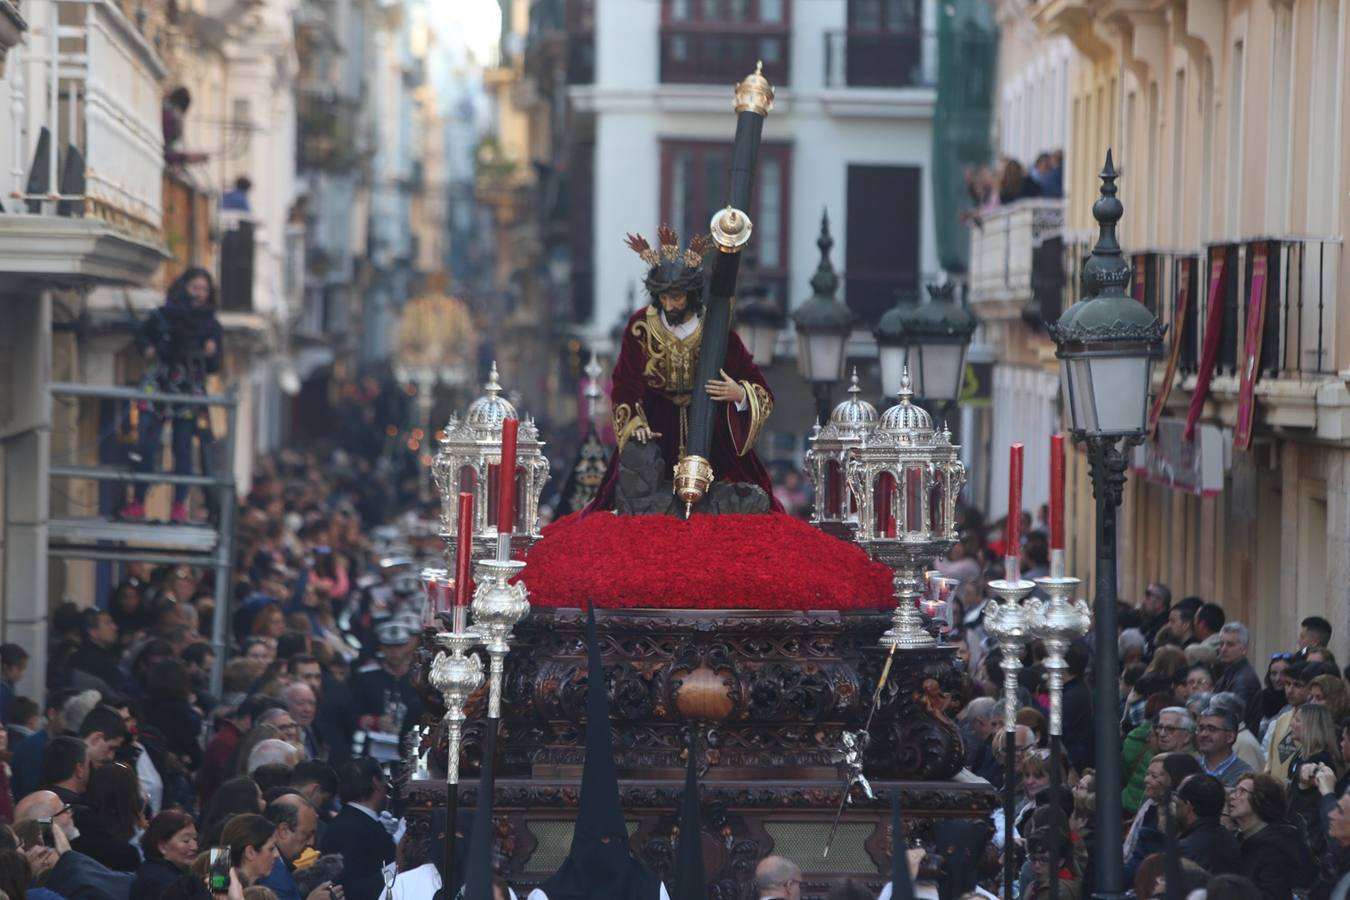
[0,0,167,284]
[823,29,935,89]
[967,199,1067,326]
[296,88,360,172]
[659,24,789,86]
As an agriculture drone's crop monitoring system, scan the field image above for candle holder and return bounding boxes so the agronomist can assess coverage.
[429,620,485,787]
[1028,576,1091,736]
[924,572,960,643]
[983,577,1036,728]
[469,558,530,717]
[863,542,940,649]
[419,567,449,631]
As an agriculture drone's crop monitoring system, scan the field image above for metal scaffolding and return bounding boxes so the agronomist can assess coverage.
[47,382,239,696]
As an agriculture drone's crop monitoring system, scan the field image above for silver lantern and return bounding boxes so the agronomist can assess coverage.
[431,362,551,560]
[805,368,878,541]
[845,370,966,648]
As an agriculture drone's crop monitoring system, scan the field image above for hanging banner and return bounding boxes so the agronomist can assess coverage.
[1184,247,1229,441]
[1234,243,1271,450]
[1149,257,1193,437]
[1133,417,1227,496]
[1132,254,1147,303]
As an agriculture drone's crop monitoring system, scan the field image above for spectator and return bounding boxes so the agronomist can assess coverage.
[143,660,203,771]
[1305,647,1340,671]
[120,267,223,524]
[11,689,78,800]
[1267,662,1330,780]
[181,643,216,714]
[0,646,28,726]
[1309,675,1350,723]
[78,706,129,765]
[1300,617,1333,651]
[1288,703,1343,859]
[13,789,136,900]
[1179,664,1215,703]
[1119,629,1147,667]
[1262,653,1295,724]
[1196,706,1253,787]
[257,794,333,900]
[1024,825,1078,900]
[1215,623,1263,733]
[222,178,253,213]
[200,776,265,849]
[1209,691,1267,773]
[282,685,320,761]
[1122,694,1174,814]
[958,697,998,769]
[1174,773,1241,875]
[125,641,174,702]
[6,697,40,742]
[287,762,338,826]
[993,745,1050,851]
[1139,583,1172,649]
[0,728,11,824]
[161,87,207,166]
[133,809,198,900]
[1060,643,1094,772]
[1313,790,1350,899]
[200,695,270,806]
[72,761,145,872]
[1194,603,1227,650]
[221,814,280,888]
[284,659,321,698]
[319,759,395,900]
[753,855,802,900]
[42,735,90,808]
[1166,597,1203,647]
[1227,773,1308,900]
[998,158,1041,204]
[69,610,126,693]
[1123,752,1202,880]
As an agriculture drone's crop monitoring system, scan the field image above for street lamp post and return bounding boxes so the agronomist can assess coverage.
[792,210,853,425]
[737,283,785,367]
[1047,151,1166,900]
[873,281,977,421]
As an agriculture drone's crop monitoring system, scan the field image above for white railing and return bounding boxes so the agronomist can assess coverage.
[3,0,164,237]
[968,198,1065,303]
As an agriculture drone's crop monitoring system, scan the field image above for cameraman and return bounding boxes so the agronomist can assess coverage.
[119,267,223,523]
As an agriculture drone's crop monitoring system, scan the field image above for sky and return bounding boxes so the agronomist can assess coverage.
[432,0,502,69]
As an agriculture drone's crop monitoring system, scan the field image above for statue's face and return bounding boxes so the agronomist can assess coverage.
[659,290,690,324]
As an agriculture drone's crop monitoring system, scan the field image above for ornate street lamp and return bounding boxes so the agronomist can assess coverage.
[804,368,878,540]
[736,283,785,366]
[845,370,966,648]
[873,281,977,407]
[792,210,853,425]
[1047,150,1165,900]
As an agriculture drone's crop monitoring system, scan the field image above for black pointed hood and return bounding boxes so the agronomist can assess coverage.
[890,792,916,900]
[461,738,497,900]
[671,726,706,900]
[536,604,662,900]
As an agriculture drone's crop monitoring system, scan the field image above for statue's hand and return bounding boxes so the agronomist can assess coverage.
[706,369,747,404]
[633,425,662,443]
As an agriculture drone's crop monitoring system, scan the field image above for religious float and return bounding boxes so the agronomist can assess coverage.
[398,61,1098,900]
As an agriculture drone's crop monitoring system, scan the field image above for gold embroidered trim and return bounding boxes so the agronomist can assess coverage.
[631,307,703,394]
[613,401,649,453]
[728,381,772,456]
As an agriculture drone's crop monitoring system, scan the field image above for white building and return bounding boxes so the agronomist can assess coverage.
[577,0,942,374]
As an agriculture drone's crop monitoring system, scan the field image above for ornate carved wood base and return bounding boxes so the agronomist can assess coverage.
[409,608,994,897]
[404,778,994,900]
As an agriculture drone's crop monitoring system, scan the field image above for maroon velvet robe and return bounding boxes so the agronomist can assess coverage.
[587,306,777,511]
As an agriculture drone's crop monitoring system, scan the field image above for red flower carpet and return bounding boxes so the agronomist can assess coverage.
[521,511,896,611]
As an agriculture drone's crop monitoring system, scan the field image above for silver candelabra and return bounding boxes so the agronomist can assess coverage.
[470,558,531,717]
[1028,576,1091,737]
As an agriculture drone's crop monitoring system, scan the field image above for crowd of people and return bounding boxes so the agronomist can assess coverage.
[961,151,1065,231]
[0,418,1347,900]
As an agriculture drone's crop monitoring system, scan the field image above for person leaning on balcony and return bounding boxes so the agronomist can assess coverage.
[162,87,208,166]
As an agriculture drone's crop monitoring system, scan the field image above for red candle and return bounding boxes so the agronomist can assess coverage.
[497,418,519,536]
[454,491,474,607]
[1006,443,1023,563]
[1049,433,1065,551]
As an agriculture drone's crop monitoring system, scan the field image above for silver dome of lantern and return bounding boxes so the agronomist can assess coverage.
[463,362,518,431]
[877,369,934,438]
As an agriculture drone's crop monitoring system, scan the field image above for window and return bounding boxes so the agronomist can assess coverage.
[660,0,791,86]
[659,140,792,301]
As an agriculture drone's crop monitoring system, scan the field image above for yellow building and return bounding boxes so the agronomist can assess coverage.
[1031,0,1350,663]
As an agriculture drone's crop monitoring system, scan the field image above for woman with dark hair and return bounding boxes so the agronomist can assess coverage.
[1263,653,1295,723]
[144,659,204,769]
[119,265,222,524]
[220,814,278,886]
[199,776,264,849]
[0,848,63,900]
[133,810,198,900]
[73,761,147,871]
[1227,772,1310,900]
[110,578,153,645]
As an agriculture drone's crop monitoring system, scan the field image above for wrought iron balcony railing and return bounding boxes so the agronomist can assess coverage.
[823,28,935,89]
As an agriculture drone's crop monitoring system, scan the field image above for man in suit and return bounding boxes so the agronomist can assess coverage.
[319,758,396,900]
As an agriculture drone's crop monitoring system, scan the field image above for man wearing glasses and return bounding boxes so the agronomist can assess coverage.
[753,856,802,900]
[1195,707,1253,787]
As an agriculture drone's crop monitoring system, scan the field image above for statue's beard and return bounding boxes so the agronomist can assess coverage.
[664,306,691,326]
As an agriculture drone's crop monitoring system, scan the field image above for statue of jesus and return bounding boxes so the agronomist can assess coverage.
[586,224,777,513]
